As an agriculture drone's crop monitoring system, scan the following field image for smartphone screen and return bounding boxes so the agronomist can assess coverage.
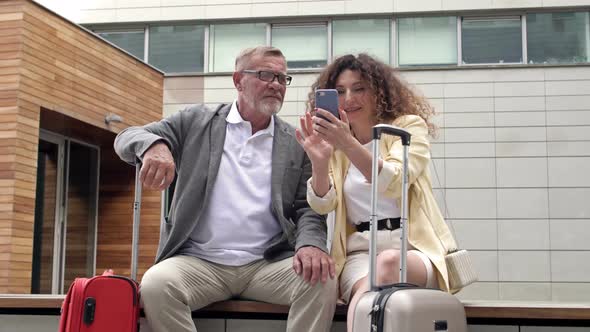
[315,89,340,121]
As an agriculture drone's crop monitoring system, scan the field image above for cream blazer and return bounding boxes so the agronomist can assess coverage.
[307,114,459,293]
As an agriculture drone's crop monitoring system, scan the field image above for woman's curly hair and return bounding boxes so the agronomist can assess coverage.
[307,53,437,136]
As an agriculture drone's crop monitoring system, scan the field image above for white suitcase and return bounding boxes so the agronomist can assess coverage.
[352,124,467,332]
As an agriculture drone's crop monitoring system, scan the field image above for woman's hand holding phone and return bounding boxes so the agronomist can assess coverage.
[296,112,335,197]
[315,89,340,122]
[312,108,355,153]
[295,112,333,169]
[312,89,355,151]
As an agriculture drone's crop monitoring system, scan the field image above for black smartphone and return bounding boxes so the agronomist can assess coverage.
[315,89,340,122]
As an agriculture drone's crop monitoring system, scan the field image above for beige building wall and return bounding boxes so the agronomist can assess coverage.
[32,0,590,303]
[163,65,590,302]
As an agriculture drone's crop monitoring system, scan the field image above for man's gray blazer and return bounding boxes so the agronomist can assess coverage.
[114,104,328,264]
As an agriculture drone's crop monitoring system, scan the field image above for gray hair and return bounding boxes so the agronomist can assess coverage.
[235,46,286,71]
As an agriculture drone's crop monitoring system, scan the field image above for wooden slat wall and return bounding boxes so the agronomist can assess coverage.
[0,0,163,293]
[0,0,26,294]
[97,147,161,281]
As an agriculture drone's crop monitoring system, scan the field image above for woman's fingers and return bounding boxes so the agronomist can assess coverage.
[313,122,329,137]
[312,113,333,130]
[295,128,305,146]
[300,112,317,138]
[311,108,353,150]
[305,112,315,135]
[299,116,307,137]
[315,108,340,124]
[339,108,350,126]
[298,117,309,138]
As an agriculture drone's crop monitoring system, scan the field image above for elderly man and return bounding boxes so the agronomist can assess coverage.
[114,46,337,332]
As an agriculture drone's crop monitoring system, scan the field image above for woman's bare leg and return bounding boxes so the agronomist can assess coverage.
[346,276,369,332]
[376,249,428,286]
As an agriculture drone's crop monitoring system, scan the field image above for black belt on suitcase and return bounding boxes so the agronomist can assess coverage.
[355,217,400,233]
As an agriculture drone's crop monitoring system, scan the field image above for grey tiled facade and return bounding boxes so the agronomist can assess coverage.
[162,66,590,302]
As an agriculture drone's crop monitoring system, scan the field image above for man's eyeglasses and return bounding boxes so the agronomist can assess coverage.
[242,70,292,86]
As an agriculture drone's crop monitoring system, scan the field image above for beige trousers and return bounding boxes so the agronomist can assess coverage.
[140,255,338,332]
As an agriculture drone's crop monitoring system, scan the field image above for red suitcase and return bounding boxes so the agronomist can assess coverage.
[58,271,140,332]
[59,164,143,332]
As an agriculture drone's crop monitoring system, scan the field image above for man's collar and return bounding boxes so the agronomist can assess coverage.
[228,100,275,136]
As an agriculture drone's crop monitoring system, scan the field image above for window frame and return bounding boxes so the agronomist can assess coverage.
[331,18,393,65]
[525,10,590,65]
[395,15,459,67]
[147,22,208,74]
[207,22,268,73]
[270,22,330,70]
[92,26,148,62]
[460,15,524,66]
[87,9,590,76]
[35,130,100,294]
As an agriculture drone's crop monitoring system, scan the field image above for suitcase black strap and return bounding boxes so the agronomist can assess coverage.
[370,288,395,332]
[369,283,418,332]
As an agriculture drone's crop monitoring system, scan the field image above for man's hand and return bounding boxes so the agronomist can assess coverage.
[293,246,335,286]
[140,142,175,191]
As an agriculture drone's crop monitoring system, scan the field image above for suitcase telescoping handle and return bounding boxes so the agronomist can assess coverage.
[131,163,142,280]
[369,124,411,291]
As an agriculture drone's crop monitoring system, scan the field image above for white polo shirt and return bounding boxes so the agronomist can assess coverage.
[179,101,282,266]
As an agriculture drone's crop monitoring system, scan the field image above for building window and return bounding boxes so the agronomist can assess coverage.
[96,30,145,60]
[527,12,589,64]
[271,24,327,69]
[149,25,205,73]
[398,16,457,66]
[461,17,522,64]
[332,19,391,63]
[209,23,267,72]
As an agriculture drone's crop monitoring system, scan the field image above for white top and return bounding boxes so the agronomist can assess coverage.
[343,142,400,225]
[179,101,282,266]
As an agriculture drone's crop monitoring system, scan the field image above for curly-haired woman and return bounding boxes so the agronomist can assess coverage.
[295,53,459,331]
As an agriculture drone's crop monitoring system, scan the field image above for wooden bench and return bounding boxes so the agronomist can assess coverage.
[2,295,590,327]
[192,300,590,326]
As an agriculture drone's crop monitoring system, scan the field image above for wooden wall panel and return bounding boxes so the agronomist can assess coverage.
[97,147,160,282]
[0,0,25,294]
[0,0,163,293]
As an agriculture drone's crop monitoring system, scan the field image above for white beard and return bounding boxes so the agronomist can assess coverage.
[259,98,282,116]
[244,95,282,116]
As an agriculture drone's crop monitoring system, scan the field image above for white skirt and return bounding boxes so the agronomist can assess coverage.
[339,228,438,303]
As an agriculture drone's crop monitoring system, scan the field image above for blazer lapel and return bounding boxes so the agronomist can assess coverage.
[205,104,230,196]
[271,117,291,213]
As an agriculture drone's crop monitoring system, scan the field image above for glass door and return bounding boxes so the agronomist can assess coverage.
[31,131,99,294]
[31,135,64,294]
[62,141,99,292]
